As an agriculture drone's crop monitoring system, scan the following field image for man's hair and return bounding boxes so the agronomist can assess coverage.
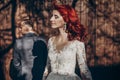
[21,21,33,28]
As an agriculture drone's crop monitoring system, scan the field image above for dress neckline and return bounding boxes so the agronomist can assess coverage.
[50,38,75,54]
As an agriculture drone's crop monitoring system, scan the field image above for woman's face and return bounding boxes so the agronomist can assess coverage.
[50,10,65,29]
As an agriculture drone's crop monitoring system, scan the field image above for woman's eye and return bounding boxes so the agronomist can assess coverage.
[54,15,59,19]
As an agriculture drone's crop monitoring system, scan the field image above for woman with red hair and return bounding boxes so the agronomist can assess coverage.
[44,4,92,80]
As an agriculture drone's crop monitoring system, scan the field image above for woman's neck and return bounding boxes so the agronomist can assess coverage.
[57,27,68,41]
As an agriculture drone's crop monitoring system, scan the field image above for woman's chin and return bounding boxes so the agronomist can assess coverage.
[51,26,58,29]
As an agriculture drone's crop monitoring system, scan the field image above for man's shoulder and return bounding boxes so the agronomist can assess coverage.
[14,38,23,49]
[16,37,22,42]
[35,36,47,44]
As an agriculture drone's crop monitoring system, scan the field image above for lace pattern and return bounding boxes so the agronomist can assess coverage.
[44,37,92,80]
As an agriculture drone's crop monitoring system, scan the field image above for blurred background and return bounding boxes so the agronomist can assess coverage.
[0,0,120,80]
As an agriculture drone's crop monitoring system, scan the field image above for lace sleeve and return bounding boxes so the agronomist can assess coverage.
[43,38,52,79]
[47,37,52,49]
[76,41,92,80]
[43,57,50,75]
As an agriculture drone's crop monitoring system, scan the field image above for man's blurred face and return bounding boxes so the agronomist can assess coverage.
[21,24,31,34]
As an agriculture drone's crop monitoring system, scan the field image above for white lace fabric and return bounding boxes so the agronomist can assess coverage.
[44,37,92,80]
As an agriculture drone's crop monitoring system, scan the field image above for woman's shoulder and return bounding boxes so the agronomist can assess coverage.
[48,36,56,42]
[74,40,84,45]
[48,36,56,45]
[73,40,85,49]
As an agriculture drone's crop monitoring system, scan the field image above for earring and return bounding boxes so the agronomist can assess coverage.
[64,22,67,30]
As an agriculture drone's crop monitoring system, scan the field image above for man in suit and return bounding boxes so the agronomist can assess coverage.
[10,21,48,80]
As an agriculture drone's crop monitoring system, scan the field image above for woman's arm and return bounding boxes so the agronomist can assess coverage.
[76,41,92,80]
[43,38,52,80]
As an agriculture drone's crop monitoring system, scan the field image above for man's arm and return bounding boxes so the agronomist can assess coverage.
[9,40,21,79]
[12,41,21,70]
[32,40,48,73]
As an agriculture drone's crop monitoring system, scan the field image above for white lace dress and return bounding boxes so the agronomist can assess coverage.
[44,37,92,80]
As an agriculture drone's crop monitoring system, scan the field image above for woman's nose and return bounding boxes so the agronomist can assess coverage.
[50,16,54,21]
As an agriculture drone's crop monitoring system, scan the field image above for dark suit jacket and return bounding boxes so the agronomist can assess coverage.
[10,33,48,80]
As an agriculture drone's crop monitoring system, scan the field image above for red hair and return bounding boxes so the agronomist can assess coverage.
[54,4,87,41]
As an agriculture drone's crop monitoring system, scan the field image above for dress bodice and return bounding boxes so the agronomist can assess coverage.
[45,37,92,79]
